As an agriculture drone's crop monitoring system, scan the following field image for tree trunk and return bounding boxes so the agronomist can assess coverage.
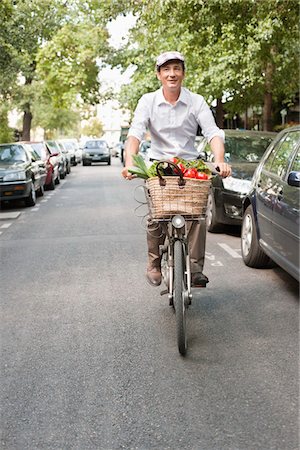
[22,105,32,141]
[215,98,224,128]
[263,92,272,131]
[262,52,275,131]
[22,73,34,141]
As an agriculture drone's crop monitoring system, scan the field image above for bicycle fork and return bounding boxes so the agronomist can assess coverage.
[160,216,193,306]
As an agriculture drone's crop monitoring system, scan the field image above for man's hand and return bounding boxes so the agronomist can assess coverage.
[214,162,232,177]
[122,167,135,180]
[121,136,140,180]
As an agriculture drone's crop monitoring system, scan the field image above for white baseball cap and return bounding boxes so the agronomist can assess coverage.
[156,51,185,69]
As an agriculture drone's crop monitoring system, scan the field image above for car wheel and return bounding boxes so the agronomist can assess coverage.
[38,184,44,197]
[24,181,36,207]
[107,158,111,166]
[206,191,223,232]
[47,175,55,190]
[55,175,60,185]
[60,171,65,179]
[241,205,271,267]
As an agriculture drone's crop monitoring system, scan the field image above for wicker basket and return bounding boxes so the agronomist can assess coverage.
[146,175,211,219]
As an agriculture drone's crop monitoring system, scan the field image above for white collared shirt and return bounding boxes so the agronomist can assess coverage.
[128,86,225,160]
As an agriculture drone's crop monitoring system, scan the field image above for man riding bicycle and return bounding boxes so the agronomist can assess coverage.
[122,51,231,287]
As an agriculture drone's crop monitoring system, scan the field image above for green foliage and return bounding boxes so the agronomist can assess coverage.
[36,23,109,108]
[81,117,104,138]
[0,0,111,139]
[0,105,14,143]
[110,0,299,128]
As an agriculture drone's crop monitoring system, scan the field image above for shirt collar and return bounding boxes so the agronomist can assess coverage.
[156,87,188,106]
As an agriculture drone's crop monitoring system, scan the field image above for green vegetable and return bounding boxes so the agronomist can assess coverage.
[128,154,150,179]
[128,155,211,179]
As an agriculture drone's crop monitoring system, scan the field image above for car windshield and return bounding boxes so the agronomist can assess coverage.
[0,145,27,163]
[224,136,274,162]
[29,143,45,159]
[62,141,74,150]
[85,141,107,149]
[46,141,59,152]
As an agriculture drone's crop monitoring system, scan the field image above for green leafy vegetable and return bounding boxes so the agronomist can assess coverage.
[128,155,211,179]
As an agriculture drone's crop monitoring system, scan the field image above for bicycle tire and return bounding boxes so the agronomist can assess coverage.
[174,240,187,355]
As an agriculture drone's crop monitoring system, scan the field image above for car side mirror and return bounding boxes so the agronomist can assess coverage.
[50,152,59,157]
[287,171,300,187]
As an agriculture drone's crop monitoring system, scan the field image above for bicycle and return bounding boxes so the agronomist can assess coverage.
[144,160,216,356]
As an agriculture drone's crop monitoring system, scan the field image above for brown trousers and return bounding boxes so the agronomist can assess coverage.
[147,219,207,273]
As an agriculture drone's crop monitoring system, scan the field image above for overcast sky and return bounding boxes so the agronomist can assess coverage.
[99,14,137,90]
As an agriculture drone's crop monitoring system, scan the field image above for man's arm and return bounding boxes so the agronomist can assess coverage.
[209,136,231,177]
[121,136,141,179]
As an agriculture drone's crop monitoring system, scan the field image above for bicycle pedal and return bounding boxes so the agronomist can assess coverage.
[160,289,168,296]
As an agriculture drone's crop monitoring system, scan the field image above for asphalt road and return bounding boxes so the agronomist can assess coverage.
[0,159,299,450]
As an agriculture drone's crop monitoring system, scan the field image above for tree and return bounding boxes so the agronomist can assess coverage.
[0,0,110,140]
[109,0,299,130]
[81,117,103,138]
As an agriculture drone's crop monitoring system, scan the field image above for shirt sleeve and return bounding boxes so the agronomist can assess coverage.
[127,95,150,142]
[196,97,225,143]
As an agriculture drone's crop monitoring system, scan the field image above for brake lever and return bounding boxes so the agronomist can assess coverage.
[205,162,220,175]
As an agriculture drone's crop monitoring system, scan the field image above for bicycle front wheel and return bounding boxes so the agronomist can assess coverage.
[174,240,187,356]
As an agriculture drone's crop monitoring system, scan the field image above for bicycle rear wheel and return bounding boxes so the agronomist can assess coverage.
[174,240,187,355]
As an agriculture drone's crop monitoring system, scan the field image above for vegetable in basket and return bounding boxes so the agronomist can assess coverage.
[128,155,211,180]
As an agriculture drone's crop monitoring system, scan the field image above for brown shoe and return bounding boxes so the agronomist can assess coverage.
[146,267,162,287]
[191,272,209,287]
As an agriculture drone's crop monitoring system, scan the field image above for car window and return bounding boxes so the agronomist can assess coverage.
[47,141,59,152]
[85,141,107,149]
[265,131,300,179]
[63,141,74,151]
[291,150,300,172]
[30,143,46,159]
[0,145,27,163]
[224,136,274,162]
[204,135,274,162]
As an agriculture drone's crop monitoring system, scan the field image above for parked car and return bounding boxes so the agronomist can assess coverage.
[26,141,60,190]
[58,139,78,166]
[69,139,82,164]
[110,142,121,158]
[241,125,300,281]
[201,130,277,232]
[139,140,151,161]
[82,139,111,165]
[0,142,47,206]
[57,140,72,174]
[46,140,67,179]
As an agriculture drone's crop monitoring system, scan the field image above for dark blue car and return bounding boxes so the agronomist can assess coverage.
[241,126,300,281]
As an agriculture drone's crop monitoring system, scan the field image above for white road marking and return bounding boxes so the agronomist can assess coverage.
[1,223,12,229]
[218,243,242,258]
[31,207,40,212]
[40,199,48,203]
[205,252,223,266]
[0,212,21,219]
[211,261,224,266]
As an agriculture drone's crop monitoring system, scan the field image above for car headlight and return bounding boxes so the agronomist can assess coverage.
[222,176,251,194]
[3,171,26,182]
